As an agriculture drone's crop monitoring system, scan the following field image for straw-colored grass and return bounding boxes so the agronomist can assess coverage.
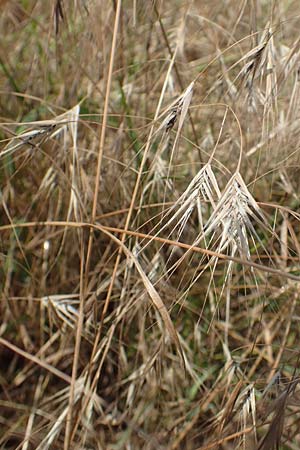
[1,1,300,449]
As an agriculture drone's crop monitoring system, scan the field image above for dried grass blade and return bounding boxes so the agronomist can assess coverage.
[99,225,185,370]
[0,337,71,384]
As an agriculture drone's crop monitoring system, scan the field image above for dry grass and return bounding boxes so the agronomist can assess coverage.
[1,1,300,449]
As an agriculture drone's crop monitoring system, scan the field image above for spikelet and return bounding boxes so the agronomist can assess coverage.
[203,171,267,260]
[161,163,221,240]
[0,104,80,159]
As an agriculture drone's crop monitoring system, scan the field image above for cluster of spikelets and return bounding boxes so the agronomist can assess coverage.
[145,81,269,278]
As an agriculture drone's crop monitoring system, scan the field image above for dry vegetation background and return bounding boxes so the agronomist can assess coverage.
[1,0,300,449]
